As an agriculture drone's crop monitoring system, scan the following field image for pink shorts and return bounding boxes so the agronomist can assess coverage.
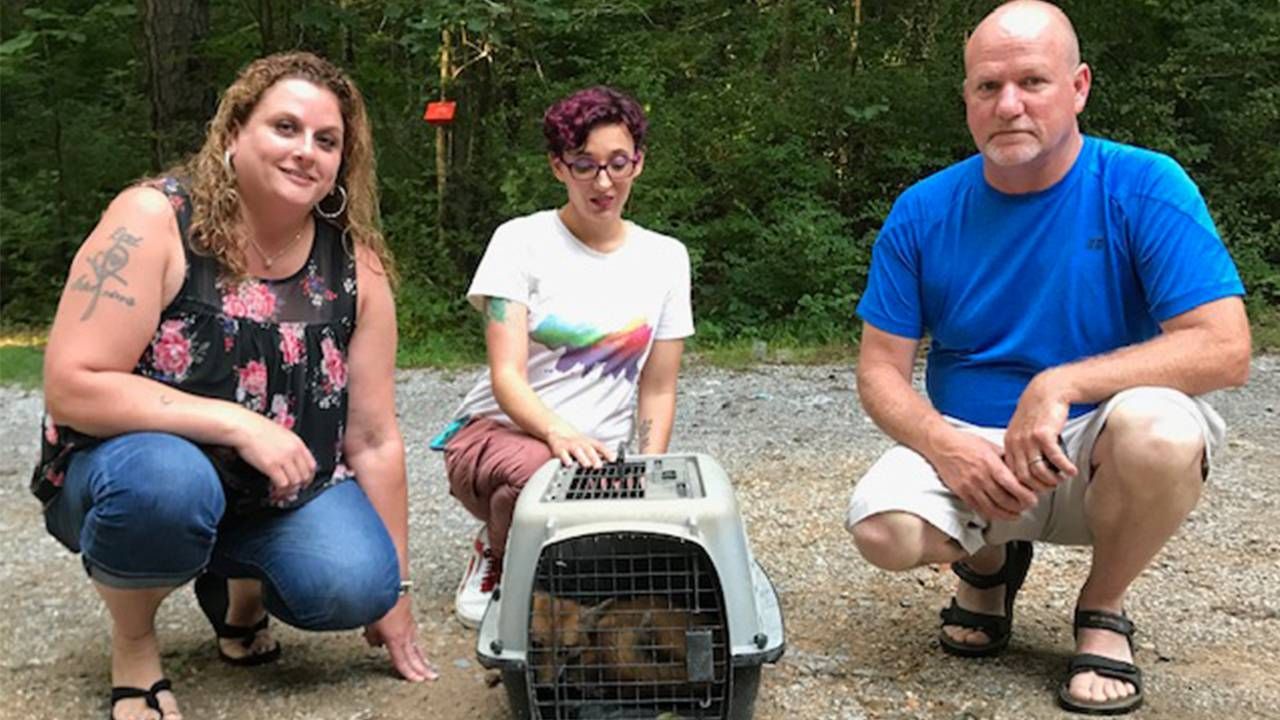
[443,417,555,559]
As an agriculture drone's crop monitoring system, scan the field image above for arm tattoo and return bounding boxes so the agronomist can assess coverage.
[486,297,509,324]
[70,227,141,320]
[636,419,653,453]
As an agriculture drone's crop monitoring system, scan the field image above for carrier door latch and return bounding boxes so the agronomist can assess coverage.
[684,628,715,683]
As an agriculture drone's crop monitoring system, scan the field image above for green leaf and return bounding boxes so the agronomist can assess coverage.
[0,32,37,56]
[22,8,61,21]
[843,102,890,123]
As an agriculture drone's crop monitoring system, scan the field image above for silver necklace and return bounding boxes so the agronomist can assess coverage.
[249,225,307,269]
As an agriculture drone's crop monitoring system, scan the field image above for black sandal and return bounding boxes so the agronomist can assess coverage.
[194,571,282,667]
[938,540,1034,657]
[1057,608,1144,715]
[109,678,173,719]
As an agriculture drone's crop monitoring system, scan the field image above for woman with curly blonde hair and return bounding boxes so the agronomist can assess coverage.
[33,51,435,720]
[181,51,394,281]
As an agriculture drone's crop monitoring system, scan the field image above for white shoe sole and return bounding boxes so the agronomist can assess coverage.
[454,607,483,630]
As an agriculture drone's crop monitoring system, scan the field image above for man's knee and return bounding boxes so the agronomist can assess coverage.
[850,512,929,571]
[1099,395,1206,483]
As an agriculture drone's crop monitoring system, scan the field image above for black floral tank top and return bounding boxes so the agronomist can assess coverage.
[31,177,358,515]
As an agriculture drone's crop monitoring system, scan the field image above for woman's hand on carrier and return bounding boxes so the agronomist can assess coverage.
[364,595,439,682]
[232,411,317,504]
[545,421,615,468]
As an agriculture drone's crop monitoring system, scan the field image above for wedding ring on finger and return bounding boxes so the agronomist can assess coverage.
[1029,456,1047,466]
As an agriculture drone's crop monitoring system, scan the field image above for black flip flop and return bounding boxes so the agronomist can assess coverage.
[194,571,282,666]
[109,678,173,719]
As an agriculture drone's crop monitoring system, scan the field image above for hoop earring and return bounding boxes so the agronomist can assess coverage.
[315,184,347,220]
[222,149,235,175]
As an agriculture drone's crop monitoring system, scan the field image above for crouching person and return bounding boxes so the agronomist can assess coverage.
[432,85,694,629]
[34,52,437,720]
[844,1,1249,714]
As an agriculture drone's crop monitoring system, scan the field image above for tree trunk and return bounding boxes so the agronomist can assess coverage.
[776,0,794,73]
[257,0,276,53]
[436,27,451,245]
[140,0,212,169]
[850,0,862,61]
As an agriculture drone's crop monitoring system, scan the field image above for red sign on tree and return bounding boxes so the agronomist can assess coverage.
[423,100,456,125]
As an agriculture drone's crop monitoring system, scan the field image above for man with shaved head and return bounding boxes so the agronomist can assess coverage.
[845,1,1249,714]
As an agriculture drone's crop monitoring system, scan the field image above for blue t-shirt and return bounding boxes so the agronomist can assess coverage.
[856,136,1245,427]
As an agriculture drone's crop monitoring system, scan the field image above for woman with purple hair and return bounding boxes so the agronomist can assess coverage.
[430,86,694,627]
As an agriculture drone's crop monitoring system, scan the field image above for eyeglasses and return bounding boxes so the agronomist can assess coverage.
[559,153,641,182]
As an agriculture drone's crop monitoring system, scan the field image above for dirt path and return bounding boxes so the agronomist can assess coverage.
[2,359,1278,719]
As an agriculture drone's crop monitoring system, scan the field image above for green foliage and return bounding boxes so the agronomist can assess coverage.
[2,0,1277,351]
[1,0,148,318]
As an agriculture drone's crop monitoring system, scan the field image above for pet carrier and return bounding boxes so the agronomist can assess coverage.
[477,452,785,720]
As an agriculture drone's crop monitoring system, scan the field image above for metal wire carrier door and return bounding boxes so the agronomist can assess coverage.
[527,530,731,720]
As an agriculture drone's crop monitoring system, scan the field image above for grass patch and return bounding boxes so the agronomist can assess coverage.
[685,337,858,369]
[7,309,1278,388]
[397,332,485,369]
[397,333,861,371]
[1251,306,1280,353]
[0,345,44,389]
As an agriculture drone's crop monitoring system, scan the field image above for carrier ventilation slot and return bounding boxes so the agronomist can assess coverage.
[565,462,650,500]
[544,457,705,503]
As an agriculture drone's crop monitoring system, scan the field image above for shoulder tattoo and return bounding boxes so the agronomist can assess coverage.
[70,227,141,321]
[486,297,509,324]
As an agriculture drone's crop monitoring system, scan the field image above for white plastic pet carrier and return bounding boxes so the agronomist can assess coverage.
[477,452,785,720]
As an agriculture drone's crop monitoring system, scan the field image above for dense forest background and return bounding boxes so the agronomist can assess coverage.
[2,0,1277,356]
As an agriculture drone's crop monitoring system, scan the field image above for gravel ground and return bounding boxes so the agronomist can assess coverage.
[2,357,1278,719]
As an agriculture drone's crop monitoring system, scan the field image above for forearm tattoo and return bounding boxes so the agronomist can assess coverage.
[486,297,509,324]
[70,227,140,320]
[636,418,653,453]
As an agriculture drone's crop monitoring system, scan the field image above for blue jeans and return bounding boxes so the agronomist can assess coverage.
[44,432,401,631]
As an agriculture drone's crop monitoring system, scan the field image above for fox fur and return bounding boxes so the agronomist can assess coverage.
[528,591,712,689]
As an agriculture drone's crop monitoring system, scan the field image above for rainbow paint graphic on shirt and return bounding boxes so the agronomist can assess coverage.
[532,316,653,381]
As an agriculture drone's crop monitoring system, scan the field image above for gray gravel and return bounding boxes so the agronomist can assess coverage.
[1,356,1277,719]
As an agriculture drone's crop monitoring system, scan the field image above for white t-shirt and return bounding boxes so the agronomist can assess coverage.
[453,210,694,447]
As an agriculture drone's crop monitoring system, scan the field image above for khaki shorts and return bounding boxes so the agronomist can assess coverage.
[845,387,1226,555]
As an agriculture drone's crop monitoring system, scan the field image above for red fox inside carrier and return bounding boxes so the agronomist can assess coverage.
[477,452,785,720]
